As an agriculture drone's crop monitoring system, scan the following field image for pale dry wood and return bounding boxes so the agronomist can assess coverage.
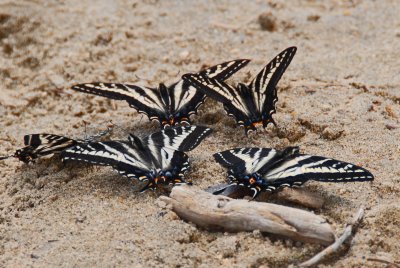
[160,185,335,245]
[298,208,365,267]
[273,188,325,209]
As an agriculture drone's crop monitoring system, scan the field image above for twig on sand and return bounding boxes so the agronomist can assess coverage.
[298,207,365,267]
[160,185,334,245]
[210,18,255,31]
[367,258,400,268]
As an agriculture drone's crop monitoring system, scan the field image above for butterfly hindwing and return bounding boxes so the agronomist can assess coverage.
[72,83,166,121]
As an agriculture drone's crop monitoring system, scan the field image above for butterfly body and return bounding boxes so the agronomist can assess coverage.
[214,147,374,197]
[72,59,250,128]
[182,47,297,134]
[1,128,112,163]
[7,134,79,163]
[61,126,212,192]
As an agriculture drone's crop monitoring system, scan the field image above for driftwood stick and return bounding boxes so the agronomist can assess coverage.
[160,185,334,245]
[299,208,365,267]
[272,188,325,209]
[367,258,400,268]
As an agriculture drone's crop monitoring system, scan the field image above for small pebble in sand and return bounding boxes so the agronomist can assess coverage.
[258,12,277,32]
[321,127,344,140]
[385,124,397,130]
[385,105,397,118]
[179,50,190,60]
[307,14,320,22]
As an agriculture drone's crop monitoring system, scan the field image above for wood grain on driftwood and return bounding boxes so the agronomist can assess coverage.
[160,185,335,245]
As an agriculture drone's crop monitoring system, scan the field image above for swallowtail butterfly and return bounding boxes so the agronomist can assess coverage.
[61,126,212,192]
[182,47,297,134]
[0,129,112,163]
[71,59,249,128]
[213,147,374,198]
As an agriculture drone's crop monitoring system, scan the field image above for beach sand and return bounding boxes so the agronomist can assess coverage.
[0,0,399,267]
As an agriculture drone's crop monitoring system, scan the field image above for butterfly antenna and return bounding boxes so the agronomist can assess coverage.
[0,154,14,161]
[83,120,89,140]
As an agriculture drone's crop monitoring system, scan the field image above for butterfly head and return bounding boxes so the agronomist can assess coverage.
[161,114,190,128]
[228,171,265,198]
[13,149,34,163]
[142,170,190,192]
[242,114,277,135]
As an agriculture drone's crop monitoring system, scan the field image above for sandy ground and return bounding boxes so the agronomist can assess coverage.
[0,0,399,267]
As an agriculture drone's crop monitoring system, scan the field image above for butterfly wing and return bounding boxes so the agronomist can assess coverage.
[248,47,297,118]
[182,74,253,122]
[198,59,250,81]
[169,59,250,125]
[262,154,374,189]
[214,147,280,174]
[144,125,212,152]
[15,134,78,163]
[71,83,167,122]
[61,140,152,181]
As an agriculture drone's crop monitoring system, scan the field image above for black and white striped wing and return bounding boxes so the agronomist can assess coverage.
[16,134,78,162]
[145,126,213,152]
[214,148,280,173]
[262,154,374,188]
[156,147,190,174]
[248,47,297,115]
[169,59,251,120]
[181,74,252,121]
[61,140,152,181]
[72,83,167,121]
[198,59,250,81]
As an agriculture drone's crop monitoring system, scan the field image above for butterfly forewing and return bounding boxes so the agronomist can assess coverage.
[61,140,151,180]
[249,47,297,116]
[171,59,251,120]
[199,59,250,81]
[214,148,279,174]
[145,126,213,152]
[72,83,166,120]
[263,155,374,184]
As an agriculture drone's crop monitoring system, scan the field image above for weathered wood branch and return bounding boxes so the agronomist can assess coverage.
[160,185,334,245]
[298,208,365,267]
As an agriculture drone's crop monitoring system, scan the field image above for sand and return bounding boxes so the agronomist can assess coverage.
[0,0,399,267]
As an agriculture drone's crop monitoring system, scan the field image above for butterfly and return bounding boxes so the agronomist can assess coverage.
[61,126,212,191]
[213,146,374,198]
[182,47,297,134]
[0,129,112,163]
[71,59,250,128]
